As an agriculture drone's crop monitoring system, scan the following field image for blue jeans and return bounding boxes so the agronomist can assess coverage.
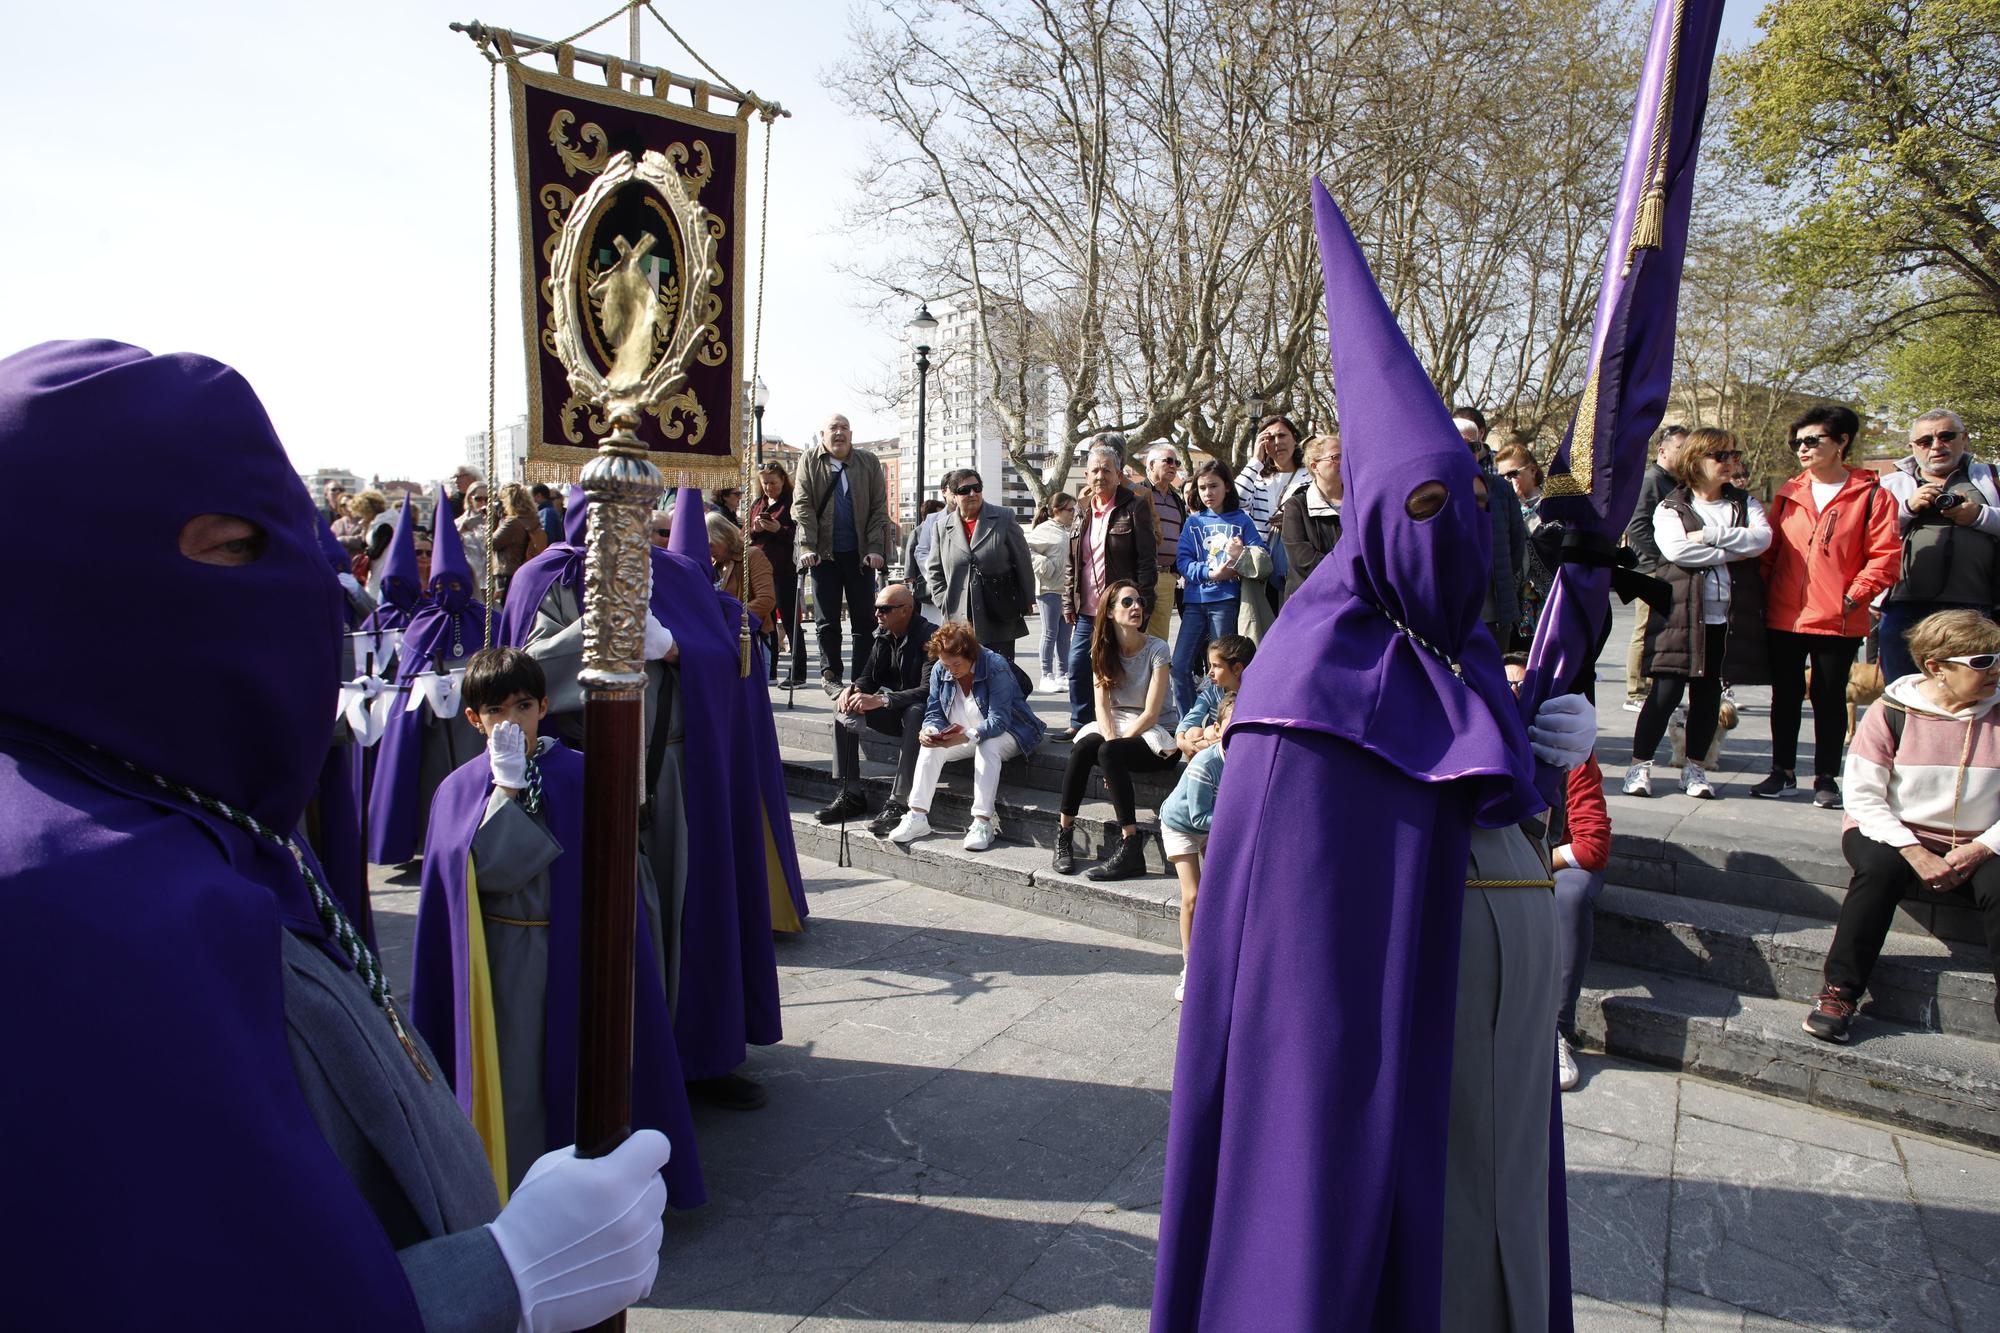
[1172,599,1239,717]
[1038,592,1071,679]
[1554,865,1606,1035]
[1066,611,1096,727]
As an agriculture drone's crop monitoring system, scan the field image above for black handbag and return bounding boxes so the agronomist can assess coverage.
[971,558,1026,625]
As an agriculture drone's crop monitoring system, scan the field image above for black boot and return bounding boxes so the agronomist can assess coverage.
[815,789,867,824]
[1051,824,1077,876]
[1087,830,1149,881]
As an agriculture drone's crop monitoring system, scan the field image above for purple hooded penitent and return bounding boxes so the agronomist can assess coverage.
[375,493,426,628]
[1521,0,1728,777]
[1149,187,1550,1332]
[667,485,715,576]
[366,486,488,865]
[409,739,706,1207]
[498,485,586,650]
[308,519,375,947]
[0,340,429,1326]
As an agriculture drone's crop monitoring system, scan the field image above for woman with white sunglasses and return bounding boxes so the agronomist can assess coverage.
[1805,609,2000,1043]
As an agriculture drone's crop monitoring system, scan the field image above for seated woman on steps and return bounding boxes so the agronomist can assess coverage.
[884,620,1046,852]
[1053,578,1182,881]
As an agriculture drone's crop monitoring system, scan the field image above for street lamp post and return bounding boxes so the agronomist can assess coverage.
[908,302,938,531]
[752,375,769,468]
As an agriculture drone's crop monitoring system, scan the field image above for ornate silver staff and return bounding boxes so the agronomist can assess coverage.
[547,149,718,1198]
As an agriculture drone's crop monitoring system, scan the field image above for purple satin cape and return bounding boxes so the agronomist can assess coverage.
[1,340,422,1325]
[656,554,784,1077]
[366,599,488,864]
[408,741,705,1207]
[1152,190,1562,1330]
[736,608,808,926]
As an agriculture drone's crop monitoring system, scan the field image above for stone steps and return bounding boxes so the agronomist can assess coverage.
[782,790,2000,1148]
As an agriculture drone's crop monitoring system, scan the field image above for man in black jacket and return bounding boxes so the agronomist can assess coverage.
[817,581,938,836]
[1622,424,1687,709]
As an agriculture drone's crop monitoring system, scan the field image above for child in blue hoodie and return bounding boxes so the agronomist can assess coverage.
[1160,688,1234,1002]
[1174,461,1267,716]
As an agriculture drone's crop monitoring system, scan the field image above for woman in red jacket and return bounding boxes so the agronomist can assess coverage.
[1755,405,1901,808]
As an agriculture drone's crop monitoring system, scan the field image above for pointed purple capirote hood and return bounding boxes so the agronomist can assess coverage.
[378,494,423,612]
[429,484,474,611]
[562,483,587,545]
[1227,180,1540,827]
[667,486,714,577]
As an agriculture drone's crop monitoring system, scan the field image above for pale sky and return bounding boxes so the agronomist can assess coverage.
[1,0,901,482]
[2,2,1765,483]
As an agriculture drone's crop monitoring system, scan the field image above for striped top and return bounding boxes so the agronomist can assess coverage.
[1843,675,2000,854]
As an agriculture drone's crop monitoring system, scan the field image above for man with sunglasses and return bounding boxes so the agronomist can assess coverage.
[817,583,938,837]
[1878,409,2000,681]
[1141,442,1187,640]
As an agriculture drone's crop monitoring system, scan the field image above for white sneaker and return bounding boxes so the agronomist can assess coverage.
[1683,760,1715,799]
[1557,1034,1580,1091]
[963,817,996,852]
[887,810,931,844]
[1039,674,1064,694]
[1621,699,1644,713]
[1174,968,1186,1003]
[1622,761,1652,797]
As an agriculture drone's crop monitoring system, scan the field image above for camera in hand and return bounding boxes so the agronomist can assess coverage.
[1935,492,1967,513]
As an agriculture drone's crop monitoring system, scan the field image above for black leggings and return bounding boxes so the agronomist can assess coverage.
[1060,733,1181,826]
[1830,829,2000,1022]
[1767,629,1861,781]
[1633,623,1727,764]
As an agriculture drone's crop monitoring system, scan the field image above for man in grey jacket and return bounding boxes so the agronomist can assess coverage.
[795,413,891,686]
[1876,409,2000,680]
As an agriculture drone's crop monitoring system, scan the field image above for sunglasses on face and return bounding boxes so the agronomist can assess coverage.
[650,526,672,537]
[1944,653,2000,670]
[1114,595,1143,609]
[954,483,982,496]
[873,602,908,616]
[1712,451,1744,462]
[1498,469,1526,480]
[1794,434,1832,449]
[1915,430,1962,449]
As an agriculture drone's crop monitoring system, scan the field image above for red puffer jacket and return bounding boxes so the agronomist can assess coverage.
[1760,467,1901,638]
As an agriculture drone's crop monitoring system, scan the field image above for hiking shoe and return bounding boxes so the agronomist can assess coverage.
[866,800,909,839]
[1174,967,1186,1004]
[1051,824,1078,875]
[1813,778,1842,809]
[886,809,931,845]
[1683,761,1715,799]
[815,789,867,825]
[963,817,997,852]
[820,674,845,699]
[1622,761,1652,797]
[1556,1034,1580,1092]
[1802,985,1857,1043]
[1750,770,1796,799]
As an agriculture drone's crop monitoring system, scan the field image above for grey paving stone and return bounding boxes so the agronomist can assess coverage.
[1005,1200,1157,1333]
[1661,1285,1822,1330]
[1564,1131,1672,1314]
[1899,1133,2000,1288]
[1562,1055,1682,1146]
[1668,1115,1954,1330]
[1677,1079,1900,1164]
[1572,1293,1666,1331]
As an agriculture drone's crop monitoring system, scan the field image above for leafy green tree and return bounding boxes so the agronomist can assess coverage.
[1720,0,2000,356]
[1880,302,2000,442]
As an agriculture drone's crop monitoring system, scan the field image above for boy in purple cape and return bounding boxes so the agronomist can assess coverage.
[1150,188,1595,1331]
[505,486,783,1109]
[410,647,704,1208]
[368,484,489,865]
[0,339,675,1332]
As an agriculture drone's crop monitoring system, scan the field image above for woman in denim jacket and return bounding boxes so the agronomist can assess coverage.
[884,620,1047,851]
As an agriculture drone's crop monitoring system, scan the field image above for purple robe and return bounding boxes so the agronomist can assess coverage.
[1,340,430,1326]
[307,520,374,947]
[1151,189,1554,1331]
[408,740,705,1207]
[367,486,488,865]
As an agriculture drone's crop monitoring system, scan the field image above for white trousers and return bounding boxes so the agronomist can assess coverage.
[908,731,1022,819]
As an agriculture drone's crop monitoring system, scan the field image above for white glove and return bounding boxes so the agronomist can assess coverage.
[336,571,364,598]
[644,615,676,662]
[798,550,819,569]
[1528,692,1596,770]
[486,1130,671,1333]
[488,720,529,790]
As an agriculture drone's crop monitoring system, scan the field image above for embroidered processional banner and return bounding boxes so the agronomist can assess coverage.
[509,61,746,486]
